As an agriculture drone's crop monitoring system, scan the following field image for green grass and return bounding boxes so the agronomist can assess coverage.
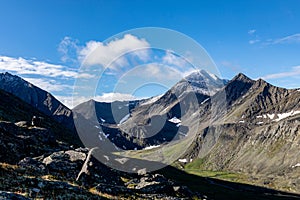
[185,157,207,170]
[185,169,247,183]
[158,166,300,200]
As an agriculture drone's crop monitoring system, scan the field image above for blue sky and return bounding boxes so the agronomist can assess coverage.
[0,0,300,108]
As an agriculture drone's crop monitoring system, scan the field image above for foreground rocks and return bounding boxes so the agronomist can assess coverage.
[0,147,203,199]
[0,121,58,164]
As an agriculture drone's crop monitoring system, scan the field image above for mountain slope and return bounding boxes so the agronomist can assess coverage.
[73,70,228,148]
[0,88,80,147]
[0,72,73,129]
[181,73,300,193]
[0,90,203,199]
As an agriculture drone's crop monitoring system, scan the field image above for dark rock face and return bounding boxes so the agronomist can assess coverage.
[0,72,73,129]
[0,87,80,146]
[0,121,57,164]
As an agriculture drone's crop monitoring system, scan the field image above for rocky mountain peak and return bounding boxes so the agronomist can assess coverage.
[172,70,228,96]
[0,72,29,87]
[231,73,253,83]
[252,78,270,89]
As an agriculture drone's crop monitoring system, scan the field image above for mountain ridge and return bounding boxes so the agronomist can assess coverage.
[0,70,300,197]
[0,72,74,130]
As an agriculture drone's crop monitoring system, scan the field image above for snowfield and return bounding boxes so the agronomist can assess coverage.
[168,117,181,124]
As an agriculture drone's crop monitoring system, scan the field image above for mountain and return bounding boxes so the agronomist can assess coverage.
[0,72,73,129]
[73,70,228,148]
[180,73,300,193]
[0,87,80,149]
[0,83,204,199]
[1,71,300,199]
[173,69,228,96]
[73,71,300,194]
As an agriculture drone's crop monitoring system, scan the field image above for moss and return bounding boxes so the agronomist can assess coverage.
[185,158,207,170]
[120,176,130,183]
[127,183,137,189]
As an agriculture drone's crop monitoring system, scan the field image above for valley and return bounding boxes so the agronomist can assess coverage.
[0,71,299,199]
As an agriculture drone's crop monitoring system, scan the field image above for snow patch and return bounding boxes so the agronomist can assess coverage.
[206,71,219,81]
[140,95,163,106]
[103,155,109,161]
[119,114,130,124]
[263,114,267,119]
[201,98,210,105]
[178,158,188,163]
[255,111,300,122]
[144,145,160,150]
[239,120,245,123]
[192,111,198,116]
[292,163,300,168]
[267,114,275,120]
[168,117,181,124]
[256,122,264,125]
[98,134,103,141]
[274,110,300,122]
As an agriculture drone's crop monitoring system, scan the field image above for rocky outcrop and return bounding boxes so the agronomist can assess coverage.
[0,147,202,199]
[0,121,57,164]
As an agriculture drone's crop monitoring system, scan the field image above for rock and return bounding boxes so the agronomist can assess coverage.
[0,121,57,164]
[18,157,46,173]
[65,150,86,162]
[15,121,30,127]
[137,168,147,176]
[42,151,79,177]
[0,191,30,200]
[31,116,44,127]
[95,183,133,196]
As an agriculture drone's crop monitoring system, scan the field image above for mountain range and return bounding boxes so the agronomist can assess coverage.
[0,71,299,199]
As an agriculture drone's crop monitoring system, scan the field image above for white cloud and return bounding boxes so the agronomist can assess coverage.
[58,36,80,63]
[79,34,150,68]
[121,63,184,83]
[267,33,300,45]
[56,93,140,108]
[248,29,256,35]
[23,78,71,92]
[162,50,187,67]
[94,93,138,102]
[249,39,260,44]
[261,66,300,79]
[0,55,94,79]
[55,95,90,109]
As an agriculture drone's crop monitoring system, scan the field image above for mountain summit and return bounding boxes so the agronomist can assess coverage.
[173,70,228,96]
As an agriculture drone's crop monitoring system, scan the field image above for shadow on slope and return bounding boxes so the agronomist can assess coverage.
[158,165,300,200]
